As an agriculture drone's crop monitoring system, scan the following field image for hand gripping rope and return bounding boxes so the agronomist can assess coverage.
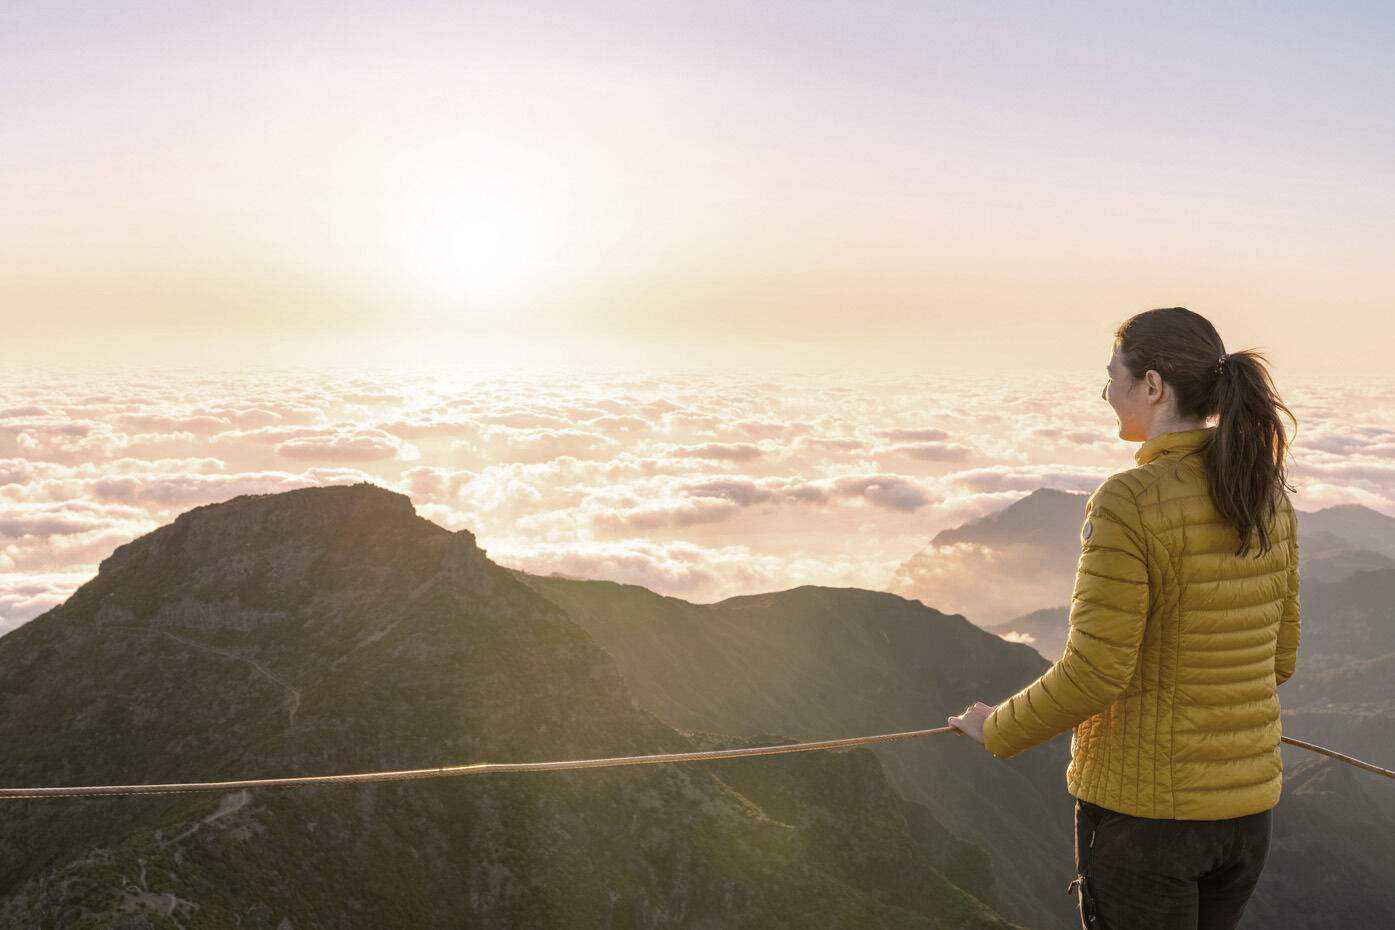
[0,729,1389,800]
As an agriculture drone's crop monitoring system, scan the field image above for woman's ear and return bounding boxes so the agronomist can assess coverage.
[1144,369,1167,403]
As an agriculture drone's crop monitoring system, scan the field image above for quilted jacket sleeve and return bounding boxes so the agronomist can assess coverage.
[982,476,1150,759]
[1275,504,1301,685]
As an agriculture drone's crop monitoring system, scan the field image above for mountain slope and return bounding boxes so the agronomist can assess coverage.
[1242,754,1395,928]
[1291,567,1395,660]
[518,570,1395,930]
[0,485,1025,930]
[517,575,1078,930]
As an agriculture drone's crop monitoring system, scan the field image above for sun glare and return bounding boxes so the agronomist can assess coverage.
[430,214,533,304]
[372,199,565,315]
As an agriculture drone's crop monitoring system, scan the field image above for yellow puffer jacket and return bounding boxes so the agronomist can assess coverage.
[981,428,1301,820]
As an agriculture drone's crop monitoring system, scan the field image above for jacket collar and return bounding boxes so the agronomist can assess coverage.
[1135,427,1215,466]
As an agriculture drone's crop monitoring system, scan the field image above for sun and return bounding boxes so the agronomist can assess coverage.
[428,213,534,305]
[366,185,584,322]
[373,201,556,314]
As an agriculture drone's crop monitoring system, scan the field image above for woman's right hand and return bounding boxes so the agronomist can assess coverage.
[948,702,996,746]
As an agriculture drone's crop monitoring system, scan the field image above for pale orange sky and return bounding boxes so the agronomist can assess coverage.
[3,2,1390,373]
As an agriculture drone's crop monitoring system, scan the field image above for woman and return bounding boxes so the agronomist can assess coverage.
[949,307,1300,930]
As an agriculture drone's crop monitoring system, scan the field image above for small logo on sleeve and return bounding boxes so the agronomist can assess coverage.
[1081,520,1094,542]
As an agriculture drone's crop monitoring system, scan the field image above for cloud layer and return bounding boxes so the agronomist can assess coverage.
[0,370,1379,633]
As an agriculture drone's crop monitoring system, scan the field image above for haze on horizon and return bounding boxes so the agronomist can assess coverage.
[2,1,1392,374]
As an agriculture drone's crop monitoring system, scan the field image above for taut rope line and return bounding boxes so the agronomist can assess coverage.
[0,726,957,799]
[0,729,1388,800]
[1280,735,1395,780]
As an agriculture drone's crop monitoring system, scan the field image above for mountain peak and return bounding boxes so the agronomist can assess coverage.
[930,487,1087,548]
[1298,502,1395,562]
[171,481,416,533]
[1310,502,1395,522]
[97,483,446,580]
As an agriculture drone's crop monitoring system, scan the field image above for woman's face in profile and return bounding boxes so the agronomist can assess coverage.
[1103,346,1149,442]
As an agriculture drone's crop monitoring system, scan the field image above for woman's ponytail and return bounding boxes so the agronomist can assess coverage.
[1115,308,1295,556]
[1207,349,1295,555]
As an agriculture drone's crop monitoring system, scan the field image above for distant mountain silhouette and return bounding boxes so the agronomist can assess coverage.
[1298,499,1395,585]
[928,489,1089,549]
[0,485,1024,929]
[1299,533,1395,583]
[1300,504,1395,557]
[889,489,1086,627]
[895,488,1395,634]
[988,608,1070,662]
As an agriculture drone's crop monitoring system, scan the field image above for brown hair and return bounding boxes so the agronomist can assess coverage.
[1115,307,1295,556]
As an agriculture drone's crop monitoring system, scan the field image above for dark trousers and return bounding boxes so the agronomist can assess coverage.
[1073,798,1271,930]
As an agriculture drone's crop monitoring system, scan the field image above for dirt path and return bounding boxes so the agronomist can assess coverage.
[159,789,250,847]
[161,632,301,728]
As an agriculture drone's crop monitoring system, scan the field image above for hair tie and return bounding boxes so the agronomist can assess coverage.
[1215,353,1229,374]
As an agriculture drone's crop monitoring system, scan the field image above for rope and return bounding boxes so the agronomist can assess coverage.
[1282,735,1395,780]
[0,726,957,799]
[1,728,1387,800]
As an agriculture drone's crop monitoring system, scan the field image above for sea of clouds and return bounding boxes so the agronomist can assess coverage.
[1,369,1386,635]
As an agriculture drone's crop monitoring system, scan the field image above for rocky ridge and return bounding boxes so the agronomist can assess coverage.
[0,484,1026,930]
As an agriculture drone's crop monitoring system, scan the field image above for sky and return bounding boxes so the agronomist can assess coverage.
[2,1,1392,372]
[2,2,1393,633]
